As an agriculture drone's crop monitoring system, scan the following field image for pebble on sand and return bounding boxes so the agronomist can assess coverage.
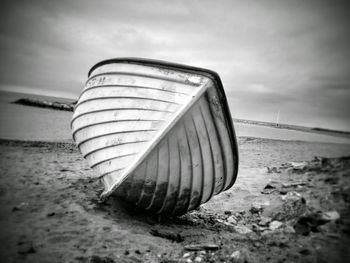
[230,250,241,259]
[227,215,237,224]
[259,216,272,226]
[269,221,283,231]
[234,225,253,234]
[184,244,219,251]
[12,202,29,212]
[321,211,340,221]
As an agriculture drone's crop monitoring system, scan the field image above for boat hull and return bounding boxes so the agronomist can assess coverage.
[72,58,238,216]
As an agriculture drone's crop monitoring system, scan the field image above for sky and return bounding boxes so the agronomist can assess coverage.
[0,0,349,131]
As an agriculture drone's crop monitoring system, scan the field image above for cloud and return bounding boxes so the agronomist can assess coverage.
[0,0,350,130]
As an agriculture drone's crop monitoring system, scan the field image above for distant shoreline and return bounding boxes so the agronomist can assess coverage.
[11,96,350,139]
[233,118,350,139]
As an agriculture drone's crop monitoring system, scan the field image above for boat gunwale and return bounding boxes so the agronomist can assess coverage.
[86,72,202,87]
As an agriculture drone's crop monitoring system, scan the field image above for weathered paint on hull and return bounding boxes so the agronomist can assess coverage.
[71,58,238,216]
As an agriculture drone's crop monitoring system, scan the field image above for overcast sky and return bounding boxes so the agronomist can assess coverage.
[0,0,349,131]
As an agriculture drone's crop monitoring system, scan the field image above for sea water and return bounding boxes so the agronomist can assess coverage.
[0,91,73,141]
[234,123,350,144]
[0,90,349,144]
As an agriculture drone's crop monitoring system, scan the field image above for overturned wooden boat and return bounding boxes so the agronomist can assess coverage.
[71,58,239,216]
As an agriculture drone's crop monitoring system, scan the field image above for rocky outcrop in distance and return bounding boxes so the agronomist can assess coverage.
[13,98,76,112]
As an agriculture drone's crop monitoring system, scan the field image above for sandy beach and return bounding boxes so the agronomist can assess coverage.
[2,1,350,262]
[0,137,349,263]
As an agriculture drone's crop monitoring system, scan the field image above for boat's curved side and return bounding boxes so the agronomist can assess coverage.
[72,58,239,216]
[117,92,237,216]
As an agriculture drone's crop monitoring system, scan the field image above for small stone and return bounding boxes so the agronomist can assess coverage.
[264,183,276,190]
[184,244,219,251]
[282,182,307,188]
[261,183,279,194]
[269,221,283,231]
[250,205,263,214]
[266,193,307,222]
[47,212,55,217]
[253,242,261,248]
[279,189,288,195]
[283,225,296,234]
[223,222,234,228]
[252,223,266,232]
[321,211,340,221]
[289,161,307,170]
[234,225,253,234]
[183,252,191,258]
[194,256,203,262]
[186,259,192,263]
[315,244,322,250]
[259,216,272,226]
[224,210,232,215]
[216,218,224,224]
[227,215,237,224]
[230,250,240,259]
[295,210,340,236]
[12,202,28,212]
[281,191,302,201]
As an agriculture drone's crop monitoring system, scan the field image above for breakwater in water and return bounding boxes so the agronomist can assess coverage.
[13,98,75,112]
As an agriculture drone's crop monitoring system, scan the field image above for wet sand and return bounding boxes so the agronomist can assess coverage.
[0,138,349,263]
